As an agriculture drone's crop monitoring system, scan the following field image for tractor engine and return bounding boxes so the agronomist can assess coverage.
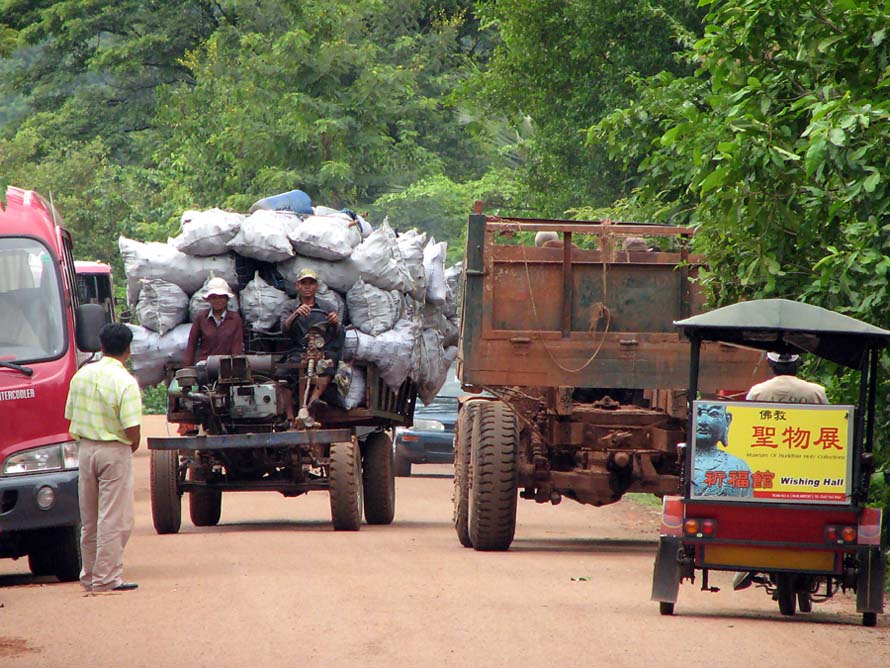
[168,355,290,434]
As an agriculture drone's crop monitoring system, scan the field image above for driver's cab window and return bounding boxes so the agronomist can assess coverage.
[0,241,65,361]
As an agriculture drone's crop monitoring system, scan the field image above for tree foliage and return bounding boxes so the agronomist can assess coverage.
[467,0,705,215]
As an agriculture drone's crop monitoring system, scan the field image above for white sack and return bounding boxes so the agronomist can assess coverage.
[135,279,189,335]
[346,279,401,336]
[423,238,448,305]
[342,328,359,361]
[288,214,362,261]
[227,210,296,262]
[240,272,289,332]
[343,365,366,409]
[119,237,238,297]
[417,328,449,405]
[351,222,412,292]
[169,209,244,256]
[278,256,359,293]
[442,313,460,348]
[127,323,191,388]
[189,276,240,322]
[397,229,428,300]
[443,261,462,318]
[351,318,420,390]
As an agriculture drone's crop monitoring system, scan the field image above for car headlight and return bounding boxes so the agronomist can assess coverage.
[413,419,445,432]
[3,441,79,475]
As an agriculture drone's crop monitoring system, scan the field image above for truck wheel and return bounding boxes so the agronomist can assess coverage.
[49,525,82,582]
[394,450,412,477]
[28,546,54,577]
[453,400,483,548]
[329,441,363,531]
[189,467,222,527]
[468,400,518,551]
[775,573,796,616]
[362,431,395,525]
[151,449,182,535]
[29,526,81,582]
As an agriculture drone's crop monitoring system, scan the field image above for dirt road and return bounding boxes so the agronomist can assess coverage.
[1,416,888,667]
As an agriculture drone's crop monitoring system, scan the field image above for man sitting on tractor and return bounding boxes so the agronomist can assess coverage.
[280,268,344,427]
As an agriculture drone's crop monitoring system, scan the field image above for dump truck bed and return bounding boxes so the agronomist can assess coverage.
[459,215,765,392]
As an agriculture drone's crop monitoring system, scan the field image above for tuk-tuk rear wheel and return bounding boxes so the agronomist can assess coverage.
[659,601,675,616]
[863,612,877,627]
[775,573,796,616]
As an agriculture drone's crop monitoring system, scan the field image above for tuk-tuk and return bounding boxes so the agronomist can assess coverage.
[652,299,887,626]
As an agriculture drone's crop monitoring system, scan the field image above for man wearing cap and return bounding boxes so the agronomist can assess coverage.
[746,352,828,404]
[184,278,244,366]
[281,268,344,419]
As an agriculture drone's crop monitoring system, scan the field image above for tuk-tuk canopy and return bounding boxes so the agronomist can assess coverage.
[675,299,890,370]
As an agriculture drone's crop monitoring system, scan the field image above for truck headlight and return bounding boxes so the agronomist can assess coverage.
[3,441,79,475]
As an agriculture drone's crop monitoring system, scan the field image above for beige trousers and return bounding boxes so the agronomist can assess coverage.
[77,439,134,592]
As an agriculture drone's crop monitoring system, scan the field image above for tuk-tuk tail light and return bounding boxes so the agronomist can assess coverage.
[683,518,717,538]
[825,525,857,544]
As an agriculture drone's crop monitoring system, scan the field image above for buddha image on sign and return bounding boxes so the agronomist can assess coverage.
[692,403,753,498]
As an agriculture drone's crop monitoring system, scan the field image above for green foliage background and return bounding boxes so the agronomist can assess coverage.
[3,0,890,530]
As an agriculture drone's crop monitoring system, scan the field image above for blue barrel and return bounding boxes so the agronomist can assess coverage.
[249,189,312,215]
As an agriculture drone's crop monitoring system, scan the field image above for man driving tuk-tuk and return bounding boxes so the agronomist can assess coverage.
[652,299,887,626]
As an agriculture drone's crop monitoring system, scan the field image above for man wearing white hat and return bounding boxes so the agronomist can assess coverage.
[746,352,828,404]
[183,277,244,366]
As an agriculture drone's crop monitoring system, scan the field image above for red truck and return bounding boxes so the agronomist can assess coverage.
[0,186,107,581]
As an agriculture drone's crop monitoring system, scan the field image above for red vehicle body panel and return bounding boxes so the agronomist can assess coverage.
[1,188,79,461]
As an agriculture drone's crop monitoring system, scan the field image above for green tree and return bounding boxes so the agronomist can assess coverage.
[152,0,490,212]
[466,0,705,216]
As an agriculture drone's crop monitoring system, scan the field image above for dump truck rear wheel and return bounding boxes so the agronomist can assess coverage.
[330,441,363,531]
[362,432,395,525]
[189,467,222,527]
[151,449,182,535]
[468,400,518,551]
[454,400,483,548]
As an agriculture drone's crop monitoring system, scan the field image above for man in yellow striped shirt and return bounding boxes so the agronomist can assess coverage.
[65,323,142,593]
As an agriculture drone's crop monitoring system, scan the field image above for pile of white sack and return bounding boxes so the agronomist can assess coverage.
[121,205,460,406]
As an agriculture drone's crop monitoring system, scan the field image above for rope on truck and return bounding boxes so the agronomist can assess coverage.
[496,217,612,375]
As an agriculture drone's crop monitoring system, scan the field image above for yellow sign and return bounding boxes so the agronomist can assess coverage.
[690,401,853,503]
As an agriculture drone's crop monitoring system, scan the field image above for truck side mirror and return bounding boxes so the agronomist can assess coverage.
[75,303,107,352]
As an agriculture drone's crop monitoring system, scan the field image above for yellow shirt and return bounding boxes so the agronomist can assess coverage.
[65,357,142,444]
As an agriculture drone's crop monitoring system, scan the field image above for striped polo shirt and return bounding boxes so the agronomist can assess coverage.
[65,356,142,445]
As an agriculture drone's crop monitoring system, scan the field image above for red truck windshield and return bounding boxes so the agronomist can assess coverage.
[0,237,66,363]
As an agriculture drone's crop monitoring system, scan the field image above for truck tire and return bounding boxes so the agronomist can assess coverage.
[151,449,182,535]
[189,467,222,527]
[362,432,395,525]
[468,400,518,551]
[453,400,483,548]
[28,546,54,577]
[329,441,363,531]
[28,525,81,582]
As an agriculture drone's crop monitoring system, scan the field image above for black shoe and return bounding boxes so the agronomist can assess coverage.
[112,582,139,591]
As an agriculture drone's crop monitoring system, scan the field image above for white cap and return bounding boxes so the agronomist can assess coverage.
[767,352,800,363]
[204,277,235,299]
